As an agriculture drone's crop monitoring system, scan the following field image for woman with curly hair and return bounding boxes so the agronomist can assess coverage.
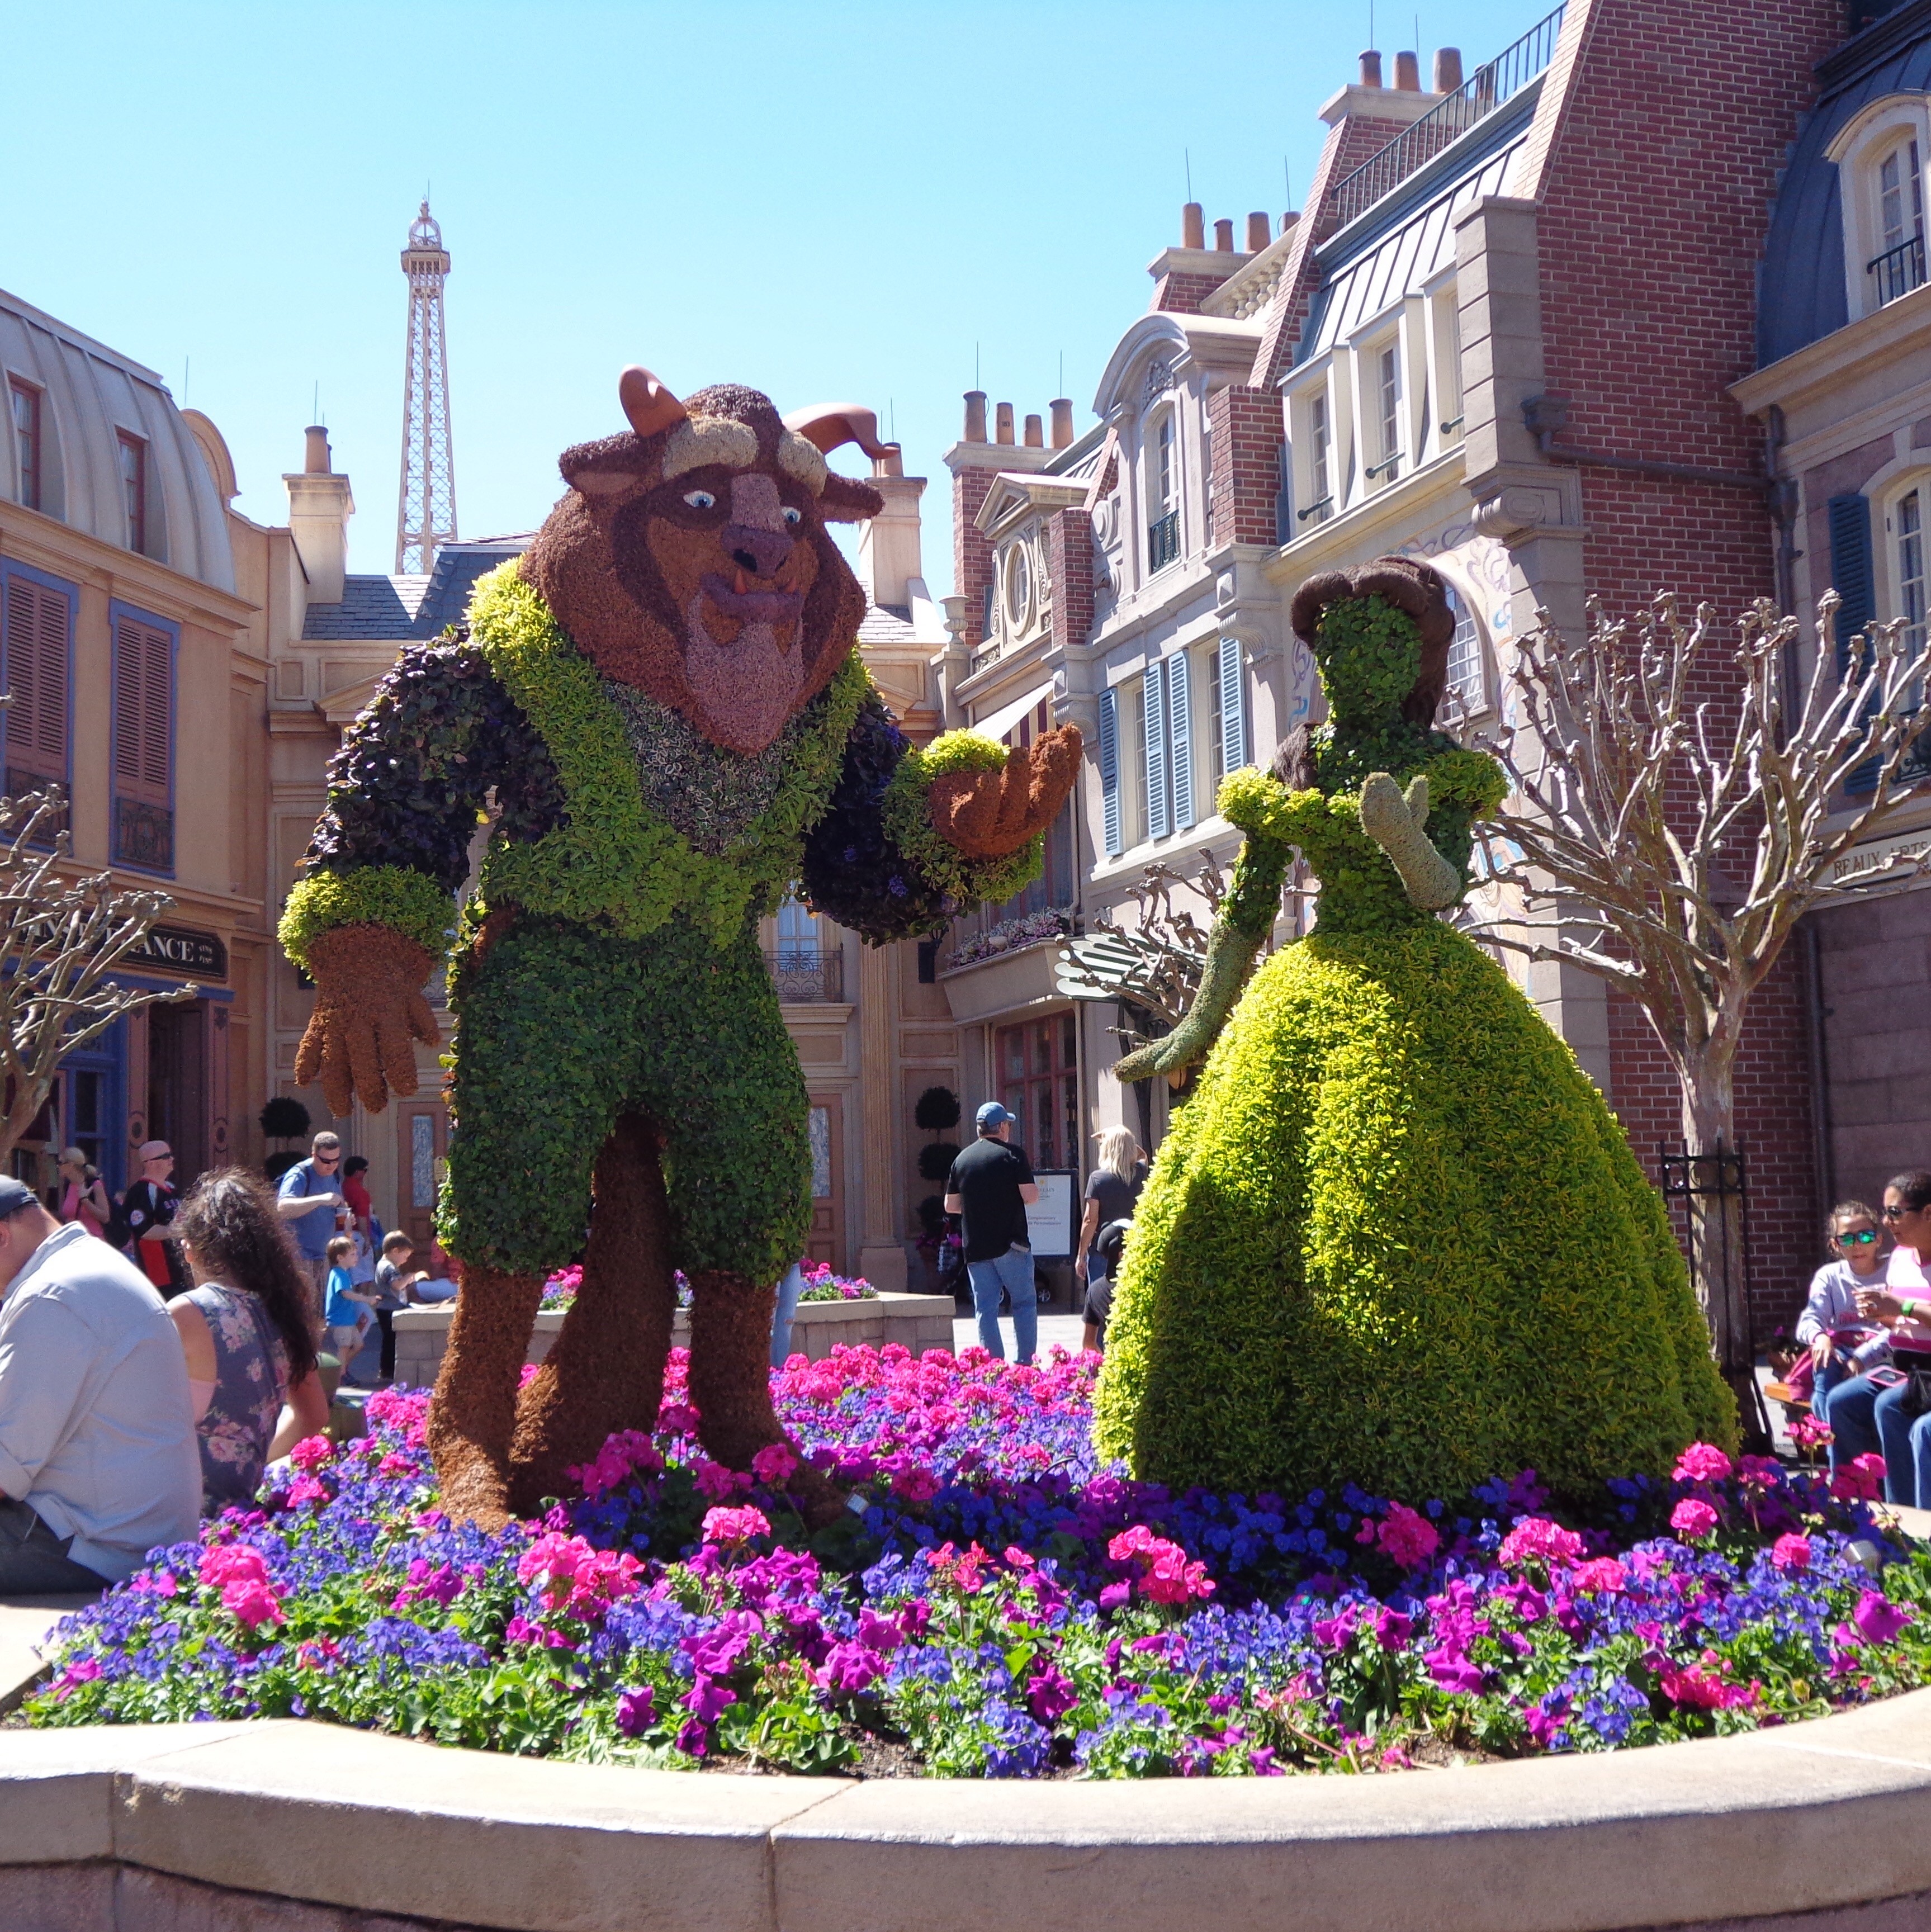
[167,1169,330,1510]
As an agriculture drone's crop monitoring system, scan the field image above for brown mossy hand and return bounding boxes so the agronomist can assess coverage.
[927,725,1083,859]
[293,924,441,1116]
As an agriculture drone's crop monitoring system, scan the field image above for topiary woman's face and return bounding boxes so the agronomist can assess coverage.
[1314,595,1422,733]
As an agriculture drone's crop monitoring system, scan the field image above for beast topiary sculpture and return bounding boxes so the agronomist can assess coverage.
[1094,557,1733,1503]
[280,368,1080,1528]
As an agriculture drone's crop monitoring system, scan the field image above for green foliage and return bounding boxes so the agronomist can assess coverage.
[914,1085,962,1132]
[1314,595,1421,728]
[466,563,868,949]
[439,913,810,1280]
[880,729,1044,907]
[916,1141,960,1183]
[258,1096,311,1142]
[277,865,456,970]
[1094,918,1736,1500]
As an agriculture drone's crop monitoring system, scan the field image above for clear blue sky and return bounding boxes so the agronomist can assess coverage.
[4,0,1538,589]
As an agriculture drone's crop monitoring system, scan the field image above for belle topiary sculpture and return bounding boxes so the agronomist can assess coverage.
[1094,557,1733,1503]
[280,367,1079,1528]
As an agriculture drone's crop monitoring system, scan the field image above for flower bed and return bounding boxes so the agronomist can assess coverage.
[539,1262,876,1315]
[944,905,1075,974]
[26,1346,1931,1779]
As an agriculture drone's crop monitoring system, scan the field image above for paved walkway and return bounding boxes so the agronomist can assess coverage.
[0,1593,100,1710]
[950,1310,1088,1359]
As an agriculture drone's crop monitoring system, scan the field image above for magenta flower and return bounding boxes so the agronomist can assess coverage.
[221,1579,282,1630]
[1831,1455,1886,1503]
[1669,1498,1720,1541]
[750,1442,798,1487]
[1769,1533,1812,1573]
[1375,1503,1440,1569]
[1372,1607,1413,1651]
[1027,1665,1078,1725]
[616,1685,656,1737]
[819,1642,884,1694]
[1571,1558,1627,1595]
[701,1505,772,1549]
[1672,1442,1734,1484]
[287,1434,334,1472]
[1497,1517,1585,1570]
[674,1717,709,1758]
[1853,1590,1914,1644]
[198,1544,269,1591]
[685,1673,738,1723]
[1424,1646,1486,1693]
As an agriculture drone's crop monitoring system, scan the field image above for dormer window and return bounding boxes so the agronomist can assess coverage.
[1146,411,1180,572]
[1366,340,1403,487]
[1874,137,1925,305]
[9,381,40,511]
[117,431,146,555]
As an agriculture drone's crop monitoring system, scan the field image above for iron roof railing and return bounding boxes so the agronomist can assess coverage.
[1326,4,1566,234]
[1867,232,1927,309]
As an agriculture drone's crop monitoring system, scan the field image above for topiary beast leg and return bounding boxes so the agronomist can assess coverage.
[687,1270,846,1528]
[509,1112,678,1516]
[428,1266,545,1531]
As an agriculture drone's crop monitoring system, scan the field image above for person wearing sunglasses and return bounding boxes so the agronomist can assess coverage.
[1794,1201,1890,1412]
[1847,1172,1931,1507]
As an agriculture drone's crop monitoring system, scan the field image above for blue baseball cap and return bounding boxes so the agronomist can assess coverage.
[976,1101,1014,1130]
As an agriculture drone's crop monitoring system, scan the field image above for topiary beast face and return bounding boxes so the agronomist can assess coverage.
[523,368,892,755]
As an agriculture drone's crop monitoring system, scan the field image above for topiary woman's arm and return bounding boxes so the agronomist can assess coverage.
[1359,773,1465,910]
[1114,768,1308,1086]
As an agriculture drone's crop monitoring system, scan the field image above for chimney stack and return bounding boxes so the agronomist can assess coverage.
[995,401,1015,446]
[1246,211,1272,252]
[1049,399,1074,449]
[1359,49,1383,86]
[1213,218,1234,252]
[963,391,987,442]
[1023,413,1044,449]
[285,425,355,606]
[303,425,332,475]
[1433,46,1463,91]
[1181,202,1205,249]
[1281,210,1300,237]
[1394,49,1421,89]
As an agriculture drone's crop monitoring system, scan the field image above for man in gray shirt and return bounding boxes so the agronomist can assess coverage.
[0,1176,200,1588]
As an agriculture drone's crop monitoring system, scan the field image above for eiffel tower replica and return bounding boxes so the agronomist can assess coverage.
[394,201,457,576]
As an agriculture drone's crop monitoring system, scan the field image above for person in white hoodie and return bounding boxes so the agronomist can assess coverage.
[0,1175,200,1588]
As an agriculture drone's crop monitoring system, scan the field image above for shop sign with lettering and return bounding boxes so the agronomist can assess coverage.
[131,926,228,980]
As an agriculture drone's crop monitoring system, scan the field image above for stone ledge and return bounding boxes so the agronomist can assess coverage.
[0,1691,1929,1931]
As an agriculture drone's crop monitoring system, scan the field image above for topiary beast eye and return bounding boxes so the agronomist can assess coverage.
[782,506,803,527]
[682,489,717,510]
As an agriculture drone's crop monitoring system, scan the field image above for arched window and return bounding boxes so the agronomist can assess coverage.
[1828,95,1931,316]
[1442,580,1488,722]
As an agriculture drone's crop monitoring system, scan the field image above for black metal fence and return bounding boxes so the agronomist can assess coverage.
[1867,233,1927,309]
[1327,4,1566,232]
[1659,1140,1772,1440]
[767,948,843,1003]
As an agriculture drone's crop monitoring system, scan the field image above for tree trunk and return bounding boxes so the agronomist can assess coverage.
[1679,1058,1768,1448]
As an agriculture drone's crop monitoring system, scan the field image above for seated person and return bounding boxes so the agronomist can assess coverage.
[409,1244,461,1304]
[1828,1172,1931,1485]
[1795,1201,1889,1407]
[0,1175,200,1588]
[321,1235,377,1374]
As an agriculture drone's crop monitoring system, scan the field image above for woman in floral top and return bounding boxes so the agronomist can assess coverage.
[168,1171,329,1511]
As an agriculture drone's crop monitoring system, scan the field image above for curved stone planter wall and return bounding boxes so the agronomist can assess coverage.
[390,1292,958,1389]
[6,1690,1931,1932]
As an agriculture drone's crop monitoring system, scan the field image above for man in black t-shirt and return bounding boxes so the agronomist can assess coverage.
[944,1102,1040,1362]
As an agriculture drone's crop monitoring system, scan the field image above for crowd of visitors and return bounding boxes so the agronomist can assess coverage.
[1802,1172,1931,1508]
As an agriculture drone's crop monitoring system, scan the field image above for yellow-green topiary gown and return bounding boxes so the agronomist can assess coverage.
[1092,587,1734,1502]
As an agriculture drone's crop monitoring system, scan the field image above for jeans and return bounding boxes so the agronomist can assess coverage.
[0,1498,107,1594]
[1823,1372,1887,1470]
[770,1262,804,1370]
[966,1246,1036,1362]
[1876,1383,1931,1509]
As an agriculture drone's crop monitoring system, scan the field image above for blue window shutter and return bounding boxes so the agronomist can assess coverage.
[1099,687,1121,856]
[1828,493,1875,664]
[1169,652,1195,830]
[1143,660,1170,841]
[1218,632,1247,778]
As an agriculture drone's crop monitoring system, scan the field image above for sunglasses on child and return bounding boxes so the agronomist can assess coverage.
[1836,1228,1880,1245]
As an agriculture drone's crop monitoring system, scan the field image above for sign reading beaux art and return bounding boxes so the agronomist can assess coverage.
[130,925,226,979]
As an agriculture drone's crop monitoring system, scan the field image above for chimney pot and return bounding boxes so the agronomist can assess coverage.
[1358,48,1382,87]
[1049,399,1074,449]
[303,425,332,475]
[1433,46,1463,91]
[873,446,904,477]
[995,402,1015,446]
[1394,49,1420,89]
[1246,211,1272,252]
[1213,218,1234,252]
[1023,413,1044,448]
[1281,210,1301,236]
[964,390,987,442]
[1181,202,1205,249]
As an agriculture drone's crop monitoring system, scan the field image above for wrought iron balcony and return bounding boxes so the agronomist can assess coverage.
[1327,4,1566,232]
[768,947,844,1003]
[1867,233,1927,309]
[1146,510,1181,572]
[112,797,173,872]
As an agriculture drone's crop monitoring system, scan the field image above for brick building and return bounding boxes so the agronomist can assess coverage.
[939,0,1925,1336]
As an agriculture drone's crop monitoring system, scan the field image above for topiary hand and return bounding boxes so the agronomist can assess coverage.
[294,924,441,1116]
[1359,772,1462,910]
[927,726,1082,859]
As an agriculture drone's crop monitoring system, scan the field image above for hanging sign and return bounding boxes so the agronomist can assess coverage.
[129,925,227,980]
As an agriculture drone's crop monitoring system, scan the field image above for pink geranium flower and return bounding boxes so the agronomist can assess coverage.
[1669,1498,1720,1541]
[287,1434,334,1472]
[221,1579,283,1630]
[701,1505,771,1549]
[1769,1533,1812,1573]
[1497,1517,1585,1570]
[1672,1442,1734,1484]
[198,1543,269,1591]
[1375,1503,1441,1569]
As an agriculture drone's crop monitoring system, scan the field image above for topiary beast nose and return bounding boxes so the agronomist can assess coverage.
[723,525,791,579]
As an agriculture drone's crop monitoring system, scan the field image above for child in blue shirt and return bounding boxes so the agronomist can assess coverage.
[322,1234,376,1372]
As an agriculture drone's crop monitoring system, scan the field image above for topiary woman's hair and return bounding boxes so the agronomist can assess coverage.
[175,1167,320,1382]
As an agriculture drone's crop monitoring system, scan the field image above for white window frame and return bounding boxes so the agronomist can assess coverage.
[1367,336,1403,490]
[1825,93,1931,321]
[1284,356,1343,534]
[1439,575,1493,726]
[1880,469,1931,695]
[1424,270,1463,455]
